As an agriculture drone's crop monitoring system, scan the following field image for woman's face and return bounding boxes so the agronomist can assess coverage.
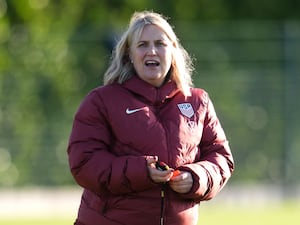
[129,24,173,87]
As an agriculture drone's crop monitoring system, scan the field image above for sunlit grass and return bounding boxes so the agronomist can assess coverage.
[1,201,299,225]
[199,201,300,225]
[0,218,73,225]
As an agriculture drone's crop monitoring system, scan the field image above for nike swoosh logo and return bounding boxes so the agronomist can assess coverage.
[126,107,145,114]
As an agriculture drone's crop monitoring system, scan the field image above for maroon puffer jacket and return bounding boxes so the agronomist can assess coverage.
[67,75,234,225]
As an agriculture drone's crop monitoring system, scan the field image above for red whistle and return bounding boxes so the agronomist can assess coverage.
[172,170,181,178]
[155,161,181,178]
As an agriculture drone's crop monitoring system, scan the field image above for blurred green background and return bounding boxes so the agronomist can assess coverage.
[1,0,300,224]
[0,0,299,195]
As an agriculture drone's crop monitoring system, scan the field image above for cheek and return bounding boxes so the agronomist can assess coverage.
[164,52,173,68]
[130,46,140,58]
[133,51,145,62]
[164,47,173,60]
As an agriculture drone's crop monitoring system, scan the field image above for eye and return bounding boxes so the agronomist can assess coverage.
[156,41,167,47]
[137,42,147,47]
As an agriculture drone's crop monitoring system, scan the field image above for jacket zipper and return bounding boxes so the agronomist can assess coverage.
[154,89,169,225]
[160,184,166,225]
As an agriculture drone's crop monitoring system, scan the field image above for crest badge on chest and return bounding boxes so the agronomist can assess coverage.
[177,103,194,118]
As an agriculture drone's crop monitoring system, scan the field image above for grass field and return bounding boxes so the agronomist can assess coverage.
[0,218,73,225]
[1,201,299,225]
[198,201,300,225]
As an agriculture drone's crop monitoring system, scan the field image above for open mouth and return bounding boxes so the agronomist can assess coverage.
[145,60,160,67]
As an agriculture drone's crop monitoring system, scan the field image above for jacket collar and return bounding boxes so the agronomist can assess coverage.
[122,75,180,105]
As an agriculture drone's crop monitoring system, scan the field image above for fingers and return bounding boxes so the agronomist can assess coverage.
[145,158,192,187]
[169,182,191,193]
[170,170,187,181]
[148,165,173,183]
[169,171,193,193]
[146,157,174,183]
[146,155,158,166]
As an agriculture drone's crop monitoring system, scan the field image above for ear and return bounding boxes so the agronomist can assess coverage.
[127,48,132,62]
[128,53,133,64]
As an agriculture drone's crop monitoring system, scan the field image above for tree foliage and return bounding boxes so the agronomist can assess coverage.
[0,0,299,186]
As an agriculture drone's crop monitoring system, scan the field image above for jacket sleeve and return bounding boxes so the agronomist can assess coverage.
[67,90,155,195]
[179,93,234,201]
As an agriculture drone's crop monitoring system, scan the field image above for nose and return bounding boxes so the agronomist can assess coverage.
[148,45,157,55]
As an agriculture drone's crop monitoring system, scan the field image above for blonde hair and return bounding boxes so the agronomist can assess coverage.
[103,11,194,96]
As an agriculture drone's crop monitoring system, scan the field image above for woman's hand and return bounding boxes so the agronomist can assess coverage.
[169,171,193,193]
[146,156,173,183]
[146,156,193,193]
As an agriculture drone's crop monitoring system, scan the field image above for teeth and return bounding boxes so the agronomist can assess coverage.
[145,60,159,66]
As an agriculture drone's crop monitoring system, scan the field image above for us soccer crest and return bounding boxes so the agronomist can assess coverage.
[177,103,194,118]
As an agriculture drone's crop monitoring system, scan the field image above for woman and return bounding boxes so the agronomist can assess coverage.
[68,11,234,225]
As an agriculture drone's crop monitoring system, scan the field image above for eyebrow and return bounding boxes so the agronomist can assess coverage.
[138,39,166,43]
[138,33,169,42]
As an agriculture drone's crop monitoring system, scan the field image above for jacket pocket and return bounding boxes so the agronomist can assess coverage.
[82,190,108,213]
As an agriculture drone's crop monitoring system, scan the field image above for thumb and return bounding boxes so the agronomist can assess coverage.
[146,156,158,165]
